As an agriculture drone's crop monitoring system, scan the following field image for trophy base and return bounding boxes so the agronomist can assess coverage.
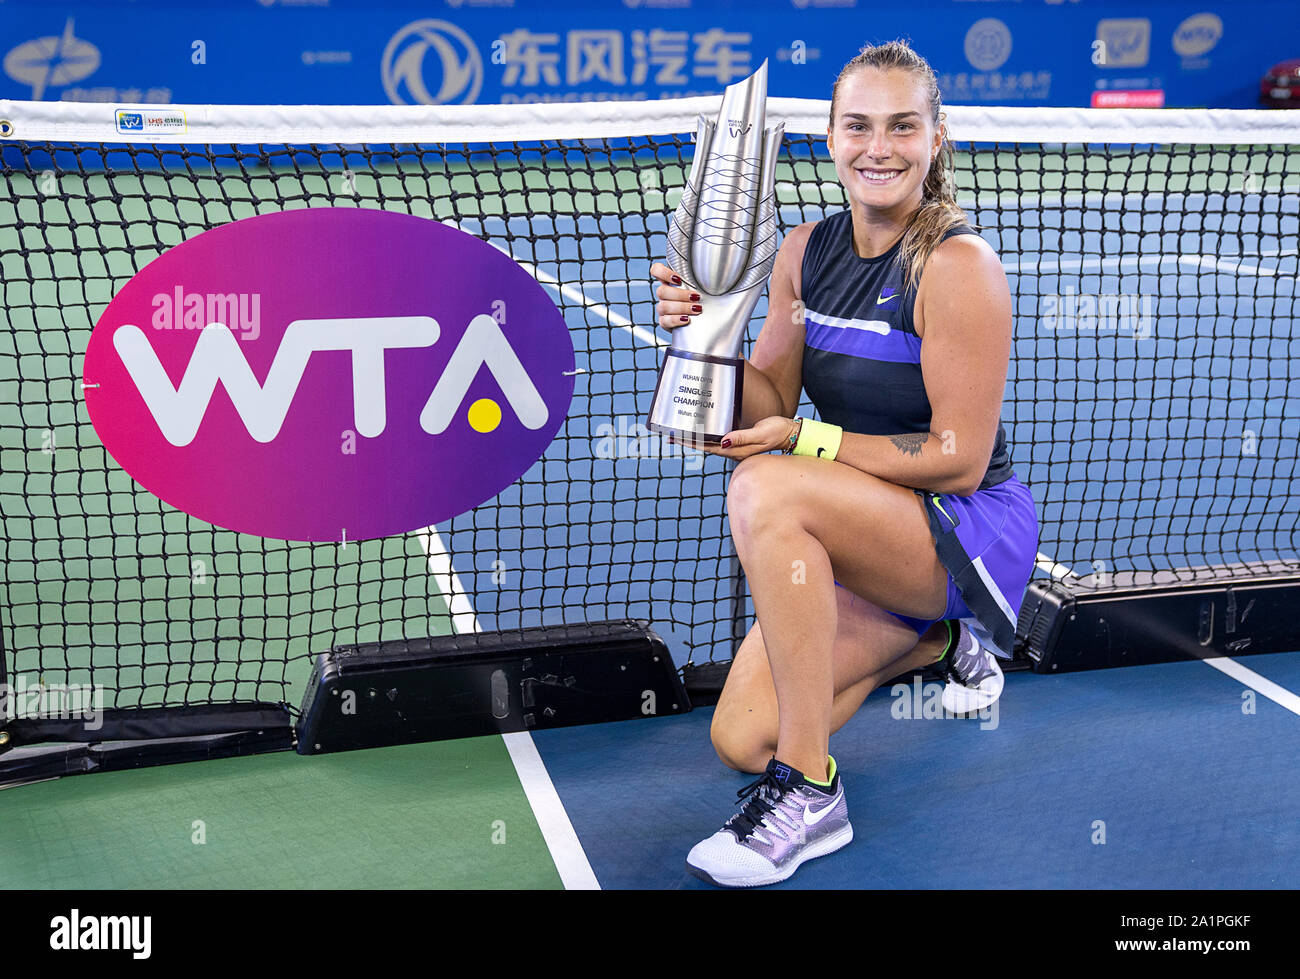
[647,350,743,446]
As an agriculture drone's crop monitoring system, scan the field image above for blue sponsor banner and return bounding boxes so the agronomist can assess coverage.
[0,1,1296,110]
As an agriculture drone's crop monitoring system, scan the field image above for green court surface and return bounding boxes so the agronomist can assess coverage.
[0,735,562,889]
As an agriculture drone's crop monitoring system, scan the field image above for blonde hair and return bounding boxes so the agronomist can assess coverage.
[829,40,968,291]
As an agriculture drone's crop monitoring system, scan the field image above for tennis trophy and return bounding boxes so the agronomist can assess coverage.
[647,60,784,445]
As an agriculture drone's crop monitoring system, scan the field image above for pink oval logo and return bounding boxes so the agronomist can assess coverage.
[84,208,575,541]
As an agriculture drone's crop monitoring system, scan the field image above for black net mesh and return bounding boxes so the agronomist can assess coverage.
[0,128,1296,721]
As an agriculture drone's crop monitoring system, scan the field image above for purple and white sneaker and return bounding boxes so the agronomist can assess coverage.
[941,620,1004,715]
[687,757,853,887]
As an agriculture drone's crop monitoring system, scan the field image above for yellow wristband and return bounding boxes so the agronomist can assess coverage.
[791,418,843,460]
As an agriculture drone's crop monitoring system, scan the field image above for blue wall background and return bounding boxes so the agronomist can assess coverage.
[1,0,1296,109]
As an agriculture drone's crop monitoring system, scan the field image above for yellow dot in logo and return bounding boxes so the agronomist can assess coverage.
[467,398,502,433]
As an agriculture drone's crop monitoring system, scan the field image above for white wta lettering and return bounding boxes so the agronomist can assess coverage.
[111,314,548,446]
[419,313,548,434]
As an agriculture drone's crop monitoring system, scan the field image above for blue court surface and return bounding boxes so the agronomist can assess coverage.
[532,648,1300,889]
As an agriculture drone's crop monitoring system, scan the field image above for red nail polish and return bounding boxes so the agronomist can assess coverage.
[721,438,732,448]
[691,304,702,313]
[671,275,682,284]
[690,292,700,301]
[679,315,689,323]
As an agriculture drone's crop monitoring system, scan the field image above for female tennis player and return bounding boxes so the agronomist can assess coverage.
[650,40,1038,887]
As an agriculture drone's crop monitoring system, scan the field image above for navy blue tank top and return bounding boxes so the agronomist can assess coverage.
[800,210,1013,490]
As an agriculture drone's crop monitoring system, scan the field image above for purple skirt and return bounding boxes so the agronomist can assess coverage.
[906,473,1039,659]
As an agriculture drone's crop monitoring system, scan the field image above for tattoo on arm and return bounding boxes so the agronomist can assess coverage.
[888,432,930,457]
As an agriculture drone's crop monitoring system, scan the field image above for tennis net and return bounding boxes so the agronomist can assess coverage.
[0,100,1296,752]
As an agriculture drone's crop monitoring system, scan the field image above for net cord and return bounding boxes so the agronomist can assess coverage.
[1,97,1298,146]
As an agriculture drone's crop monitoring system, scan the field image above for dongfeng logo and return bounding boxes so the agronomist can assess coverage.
[83,210,575,542]
[381,19,483,105]
[727,119,752,138]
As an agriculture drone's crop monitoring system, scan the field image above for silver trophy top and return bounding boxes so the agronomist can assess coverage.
[664,60,784,358]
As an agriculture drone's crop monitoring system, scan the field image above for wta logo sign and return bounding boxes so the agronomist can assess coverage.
[84,209,575,541]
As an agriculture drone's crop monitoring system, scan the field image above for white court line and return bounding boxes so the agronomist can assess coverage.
[772,182,1300,205]
[1037,550,1300,713]
[500,732,601,888]
[413,526,600,890]
[1003,253,1294,277]
[1036,551,1079,581]
[414,526,480,636]
[499,250,666,350]
[600,252,1295,282]
[964,187,1300,211]
[0,776,58,790]
[1177,254,1287,278]
[1194,654,1300,717]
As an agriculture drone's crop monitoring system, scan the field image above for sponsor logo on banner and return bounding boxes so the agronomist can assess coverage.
[1091,89,1165,108]
[944,18,1048,102]
[302,51,353,66]
[494,27,751,103]
[1172,12,1223,68]
[83,209,576,542]
[382,19,484,104]
[114,107,186,135]
[1096,19,1151,68]
[964,18,1013,72]
[4,16,172,103]
[3,17,100,99]
[938,69,1052,101]
[60,86,173,103]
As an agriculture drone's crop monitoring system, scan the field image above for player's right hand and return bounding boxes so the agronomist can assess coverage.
[650,262,702,333]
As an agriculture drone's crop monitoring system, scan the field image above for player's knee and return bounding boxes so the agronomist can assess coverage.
[727,455,790,540]
[710,714,773,775]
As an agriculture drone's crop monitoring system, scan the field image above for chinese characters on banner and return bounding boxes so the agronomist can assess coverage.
[496,28,753,100]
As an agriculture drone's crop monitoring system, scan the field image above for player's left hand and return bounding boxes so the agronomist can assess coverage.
[696,415,798,460]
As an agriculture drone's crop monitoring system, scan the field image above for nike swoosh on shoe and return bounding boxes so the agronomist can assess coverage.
[802,792,841,826]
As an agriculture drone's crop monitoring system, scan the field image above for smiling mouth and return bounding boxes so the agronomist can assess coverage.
[855,168,904,185]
